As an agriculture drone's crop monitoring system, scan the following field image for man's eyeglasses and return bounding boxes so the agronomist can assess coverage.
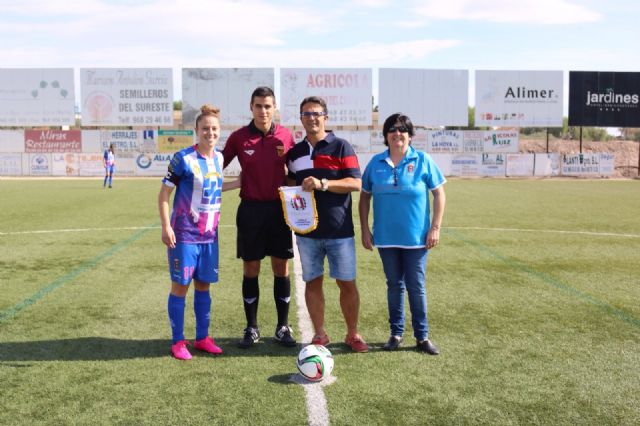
[388,125,409,133]
[300,111,327,118]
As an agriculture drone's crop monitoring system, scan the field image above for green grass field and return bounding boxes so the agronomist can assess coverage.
[1,178,639,425]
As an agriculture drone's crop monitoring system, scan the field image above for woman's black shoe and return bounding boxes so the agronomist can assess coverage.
[416,339,439,355]
[383,335,403,351]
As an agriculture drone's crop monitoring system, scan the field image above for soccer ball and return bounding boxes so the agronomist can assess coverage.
[296,344,334,382]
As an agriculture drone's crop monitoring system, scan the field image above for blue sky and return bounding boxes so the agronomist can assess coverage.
[1,0,638,112]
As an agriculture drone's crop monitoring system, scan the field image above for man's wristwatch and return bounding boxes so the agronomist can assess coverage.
[320,178,329,191]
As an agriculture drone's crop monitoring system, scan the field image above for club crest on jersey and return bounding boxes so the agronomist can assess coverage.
[244,150,255,156]
[407,164,415,174]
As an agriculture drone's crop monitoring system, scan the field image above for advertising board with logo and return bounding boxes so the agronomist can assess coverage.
[0,153,22,175]
[25,130,82,153]
[568,71,640,127]
[280,68,372,126]
[80,68,173,126]
[135,153,173,176]
[0,68,75,127]
[29,153,51,175]
[476,70,563,127]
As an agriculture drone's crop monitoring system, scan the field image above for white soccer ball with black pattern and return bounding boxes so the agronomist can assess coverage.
[296,344,334,382]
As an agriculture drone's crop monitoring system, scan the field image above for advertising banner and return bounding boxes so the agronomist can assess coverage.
[0,153,22,175]
[429,154,452,176]
[78,153,104,176]
[561,153,600,175]
[52,153,79,176]
[99,129,152,152]
[599,153,615,175]
[80,68,173,126]
[0,130,26,152]
[332,130,372,153]
[427,130,463,153]
[134,153,173,176]
[462,131,485,153]
[475,70,563,127]
[482,130,519,153]
[182,68,274,126]
[379,68,468,127]
[534,153,560,176]
[29,153,51,176]
[480,153,506,176]
[280,68,372,126]
[505,154,535,176]
[157,129,194,152]
[568,71,640,127]
[450,154,481,176]
[0,68,75,127]
[24,130,82,153]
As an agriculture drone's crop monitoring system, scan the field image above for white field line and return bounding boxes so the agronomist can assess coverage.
[0,225,235,236]
[447,226,640,238]
[2,225,638,239]
[292,236,331,426]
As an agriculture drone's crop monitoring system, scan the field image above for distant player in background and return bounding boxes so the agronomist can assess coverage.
[158,104,240,361]
[222,86,297,349]
[103,143,115,188]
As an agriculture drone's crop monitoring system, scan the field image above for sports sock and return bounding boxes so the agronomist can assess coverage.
[194,289,211,341]
[108,175,113,187]
[274,276,291,327]
[103,176,108,187]
[242,276,259,328]
[167,293,186,344]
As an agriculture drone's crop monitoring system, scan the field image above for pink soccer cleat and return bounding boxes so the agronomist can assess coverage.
[171,340,192,360]
[194,336,223,355]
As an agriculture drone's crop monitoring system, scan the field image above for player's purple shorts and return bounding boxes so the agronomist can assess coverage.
[167,242,219,285]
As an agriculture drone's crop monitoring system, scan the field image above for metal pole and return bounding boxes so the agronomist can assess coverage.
[546,128,549,153]
[579,127,583,153]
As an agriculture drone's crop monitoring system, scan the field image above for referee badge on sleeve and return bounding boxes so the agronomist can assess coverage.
[278,186,318,234]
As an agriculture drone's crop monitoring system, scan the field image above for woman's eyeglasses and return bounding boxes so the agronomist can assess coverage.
[392,167,398,186]
[388,125,409,133]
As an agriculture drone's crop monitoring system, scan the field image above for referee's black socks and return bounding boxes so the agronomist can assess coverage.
[242,276,259,328]
[274,276,291,327]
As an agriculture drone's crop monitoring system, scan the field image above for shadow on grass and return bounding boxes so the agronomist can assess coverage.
[0,337,405,362]
[0,337,306,362]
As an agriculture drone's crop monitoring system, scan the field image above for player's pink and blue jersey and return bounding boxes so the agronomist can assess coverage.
[162,145,223,244]
[104,150,115,167]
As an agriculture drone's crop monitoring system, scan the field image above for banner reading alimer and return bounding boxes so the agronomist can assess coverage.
[475,70,563,127]
[569,71,640,127]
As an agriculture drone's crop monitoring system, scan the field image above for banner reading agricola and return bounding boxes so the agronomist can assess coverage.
[25,130,82,153]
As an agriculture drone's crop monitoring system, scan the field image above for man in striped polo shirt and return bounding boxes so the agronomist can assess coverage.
[286,96,368,353]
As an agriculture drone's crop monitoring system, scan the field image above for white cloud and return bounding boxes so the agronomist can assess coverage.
[205,39,461,68]
[413,0,602,24]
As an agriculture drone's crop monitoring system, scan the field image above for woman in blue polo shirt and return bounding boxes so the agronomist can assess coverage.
[359,113,446,355]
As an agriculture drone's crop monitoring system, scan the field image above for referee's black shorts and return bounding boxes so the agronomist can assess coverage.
[236,199,294,261]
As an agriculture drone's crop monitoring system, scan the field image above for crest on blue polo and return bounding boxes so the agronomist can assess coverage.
[296,344,334,382]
